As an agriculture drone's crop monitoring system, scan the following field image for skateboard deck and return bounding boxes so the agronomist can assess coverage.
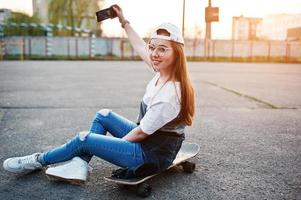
[104,142,200,197]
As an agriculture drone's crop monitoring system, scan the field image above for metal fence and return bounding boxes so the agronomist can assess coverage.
[1,36,301,62]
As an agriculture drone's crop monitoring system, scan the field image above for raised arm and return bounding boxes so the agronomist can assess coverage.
[112,5,153,70]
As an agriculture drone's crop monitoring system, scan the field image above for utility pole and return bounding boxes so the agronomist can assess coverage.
[204,0,219,59]
[205,0,212,40]
[182,0,186,38]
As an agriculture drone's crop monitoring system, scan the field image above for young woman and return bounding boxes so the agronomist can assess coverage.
[3,5,195,183]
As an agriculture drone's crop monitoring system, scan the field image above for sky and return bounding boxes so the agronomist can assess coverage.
[1,0,301,39]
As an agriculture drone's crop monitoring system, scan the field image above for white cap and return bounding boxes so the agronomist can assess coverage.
[151,23,184,45]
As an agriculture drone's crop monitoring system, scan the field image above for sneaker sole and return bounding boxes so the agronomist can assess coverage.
[46,174,86,186]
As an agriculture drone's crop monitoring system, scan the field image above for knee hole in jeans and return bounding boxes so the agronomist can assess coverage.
[79,131,90,141]
[97,109,111,117]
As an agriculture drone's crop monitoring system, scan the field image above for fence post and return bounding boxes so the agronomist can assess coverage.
[0,25,4,60]
[21,37,25,61]
[120,39,124,59]
[208,39,211,60]
[67,37,70,59]
[90,33,95,59]
[286,42,290,63]
[46,26,53,57]
[249,40,253,62]
[267,41,270,62]
[131,40,135,59]
[28,37,31,59]
[212,40,216,61]
[204,39,208,60]
[75,37,78,58]
[231,39,234,61]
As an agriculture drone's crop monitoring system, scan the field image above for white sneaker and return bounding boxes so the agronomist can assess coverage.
[3,153,42,173]
[45,157,89,185]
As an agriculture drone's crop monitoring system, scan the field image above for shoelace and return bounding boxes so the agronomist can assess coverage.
[88,165,93,173]
[19,155,38,167]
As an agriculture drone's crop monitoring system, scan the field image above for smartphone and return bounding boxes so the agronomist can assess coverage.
[96,6,117,22]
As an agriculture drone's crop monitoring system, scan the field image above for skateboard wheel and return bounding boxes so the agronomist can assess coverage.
[181,161,196,173]
[136,183,152,197]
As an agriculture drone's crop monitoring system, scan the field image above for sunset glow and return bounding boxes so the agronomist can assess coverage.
[1,0,301,39]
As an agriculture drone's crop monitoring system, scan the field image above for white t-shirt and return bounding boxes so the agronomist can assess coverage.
[139,73,181,135]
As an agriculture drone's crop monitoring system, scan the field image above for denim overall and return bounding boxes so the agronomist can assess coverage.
[137,101,185,172]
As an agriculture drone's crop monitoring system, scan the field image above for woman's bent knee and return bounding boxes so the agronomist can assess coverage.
[93,109,112,122]
[78,131,90,141]
[97,109,111,117]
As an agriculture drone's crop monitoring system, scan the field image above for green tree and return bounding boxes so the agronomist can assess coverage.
[48,0,103,36]
[4,12,44,36]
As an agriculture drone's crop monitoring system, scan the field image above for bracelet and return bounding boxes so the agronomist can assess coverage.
[121,20,130,28]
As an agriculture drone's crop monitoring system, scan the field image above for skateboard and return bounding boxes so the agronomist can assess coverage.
[104,142,200,197]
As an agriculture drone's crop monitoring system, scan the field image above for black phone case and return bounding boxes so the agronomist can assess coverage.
[96,7,117,22]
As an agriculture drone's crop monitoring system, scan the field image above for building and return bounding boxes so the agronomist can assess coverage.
[259,14,301,40]
[232,16,262,40]
[287,27,301,41]
[0,8,12,24]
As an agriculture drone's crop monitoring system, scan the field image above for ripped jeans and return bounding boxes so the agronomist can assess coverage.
[38,109,145,170]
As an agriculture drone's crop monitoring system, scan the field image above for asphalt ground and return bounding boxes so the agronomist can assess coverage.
[0,61,300,200]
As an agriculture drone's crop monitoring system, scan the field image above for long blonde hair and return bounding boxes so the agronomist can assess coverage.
[170,42,195,126]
